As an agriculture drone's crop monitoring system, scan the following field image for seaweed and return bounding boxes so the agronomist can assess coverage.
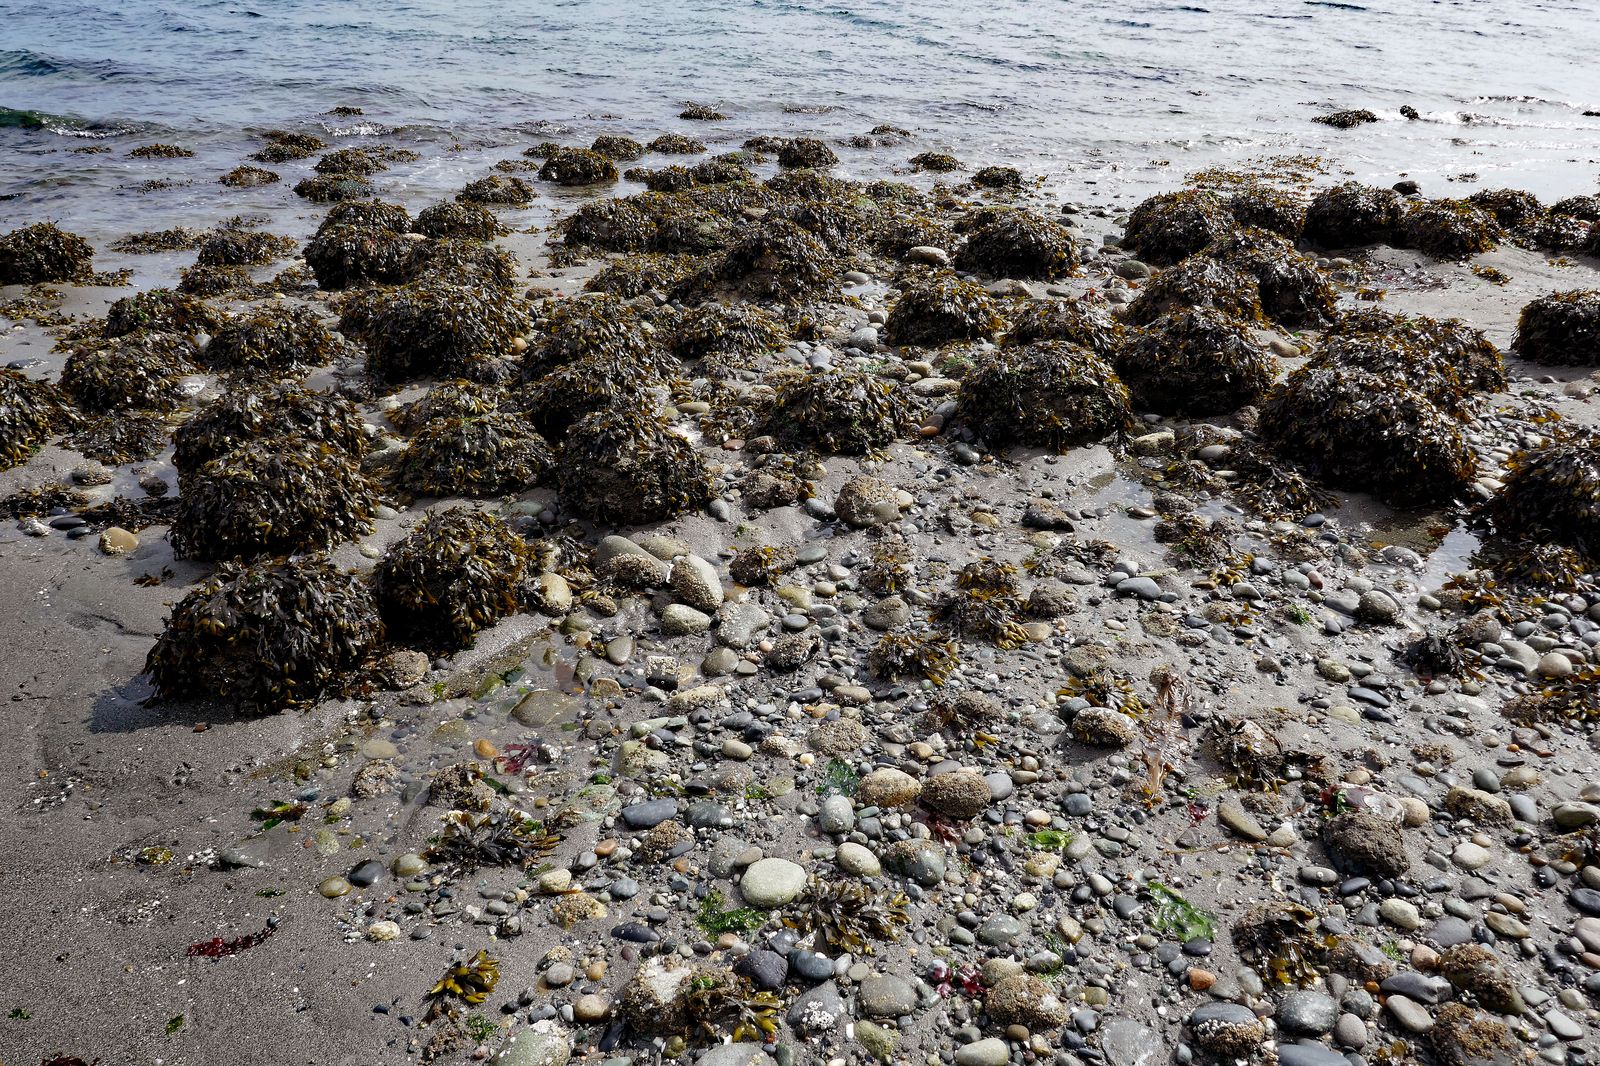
[1231,900,1332,987]
[953,206,1078,279]
[60,332,195,413]
[556,404,711,524]
[1123,190,1233,265]
[401,239,520,291]
[1226,183,1307,239]
[1126,257,1264,325]
[376,508,531,648]
[145,555,382,712]
[458,175,535,205]
[1467,187,1543,227]
[195,230,296,267]
[1312,109,1378,129]
[869,630,959,685]
[1476,427,1600,560]
[646,133,706,154]
[251,130,326,163]
[294,174,375,203]
[413,201,506,240]
[427,811,560,873]
[784,878,909,954]
[777,138,837,169]
[353,281,532,383]
[696,890,767,936]
[173,384,366,474]
[954,341,1132,450]
[684,218,838,304]
[1304,182,1403,247]
[765,368,912,454]
[389,379,506,434]
[1512,289,1600,365]
[0,222,95,284]
[667,302,783,368]
[1398,199,1502,259]
[427,951,500,1015]
[65,413,167,465]
[935,558,1029,648]
[202,304,350,376]
[539,147,618,186]
[586,253,697,298]
[397,412,554,497]
[909,151,961,173]
[219,165,280,188]
[883,271,1002,347]
[1147,882,1217,942]
[0,369,71,470]
[104,289,221,339]
[591,134,645,161]
[169,438,377,560]
[110,227,208,253]
[681,971,784,1045]
[1205,227,1336,327]
[1323,308,1505,395]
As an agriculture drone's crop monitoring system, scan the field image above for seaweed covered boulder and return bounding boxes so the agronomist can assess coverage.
[1125,257,1263,326]
[397,411,554,497]
[194,229,295,268]
[777,138,838,169]
[400,238,519,291]
[1512,290,1600,365]
[766,369,912,454]
[1205,228,1337,327]
[1467,187,1544,227]
[294,174,374,203]
[562,198,659,253]
[1398,199,1502,259]
[388,379,507,435]
[144,556,382,713]
[1226,184,1307,239]
[955,342,1132,450]
[522,348,679,440]
[557,405,711,524]
[1117,308,1278,415]
[666,303,784,371]
[351,281,532,383]
[104,289,222,339]
[0,222,94,284]
[170,438,378,560]
[302,199,414,290]
[1477,428,1600,560]
[412,201,506,241]
[522,293,661,377]
[1003,297,1123,361]
[60,333,196,413]
[0,369,70,470]
[539,147,618,186]
[1306,332,1491,415]
[375,507,531,649]
[202,304,352,376]
[174,384,367,474]
[1324,308,1505,396]
[1122,190,1233,266]
[591,134,645,161]
[953,207,1079,280]
[682,219,837,304]
[1257,365,1475,505]
[883,272,1003,347]
[457,175,535,206]
[1303,182,1403,247]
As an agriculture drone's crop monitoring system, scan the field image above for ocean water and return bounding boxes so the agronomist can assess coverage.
[2,0,1599,241]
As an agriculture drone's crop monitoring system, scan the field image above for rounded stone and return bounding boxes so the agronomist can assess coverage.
[740,857,808,908]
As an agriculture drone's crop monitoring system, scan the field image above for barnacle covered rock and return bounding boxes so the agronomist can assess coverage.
[1205,228,1336,327]
[953,207,1078,280]
[1004,297,1123,361]
[174,384,367,473]
[104,288,222,338]
[397,411,554,497]
[170,438,377,559]
[557,405,711,524]
[1117,308,1277,415]
[202,304,351,376]
[1122,190,1233,266]
[1303,182,1402,247]
[883,272,1002,347]
[458,175,535,206]
[1125,257,1263,326]
[144,556,381,713]
[955,341,1132,450]
[0,222,95,284]
[375,507,530,649]
[591,134,645,161]
[539,147,618,186]
[1513,289,1600,365]
[0,369,70,469]
[1258,365,1474,504]
[1324,308,1505,395]
[777,138,837,169]
[60,333,195,413]
[1226,184,1307,238]
[195,230,295,268]
[1322,810,1409,878]
[294,174,374,203]
[412,201,506,240]
[766,369,912,454]
[1477,429,1600,560]
[1398,198,1502,259]
[353,281,532,383]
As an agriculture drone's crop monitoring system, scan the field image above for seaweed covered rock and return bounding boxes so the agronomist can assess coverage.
[353,281,532,383]
[647,133,705,155]
[144,556,381,713]
[909,151,961,173]
[174,384,367,473]
[458,175,535,206]
[523,348,679,440]
[219,165,280,188]
[586,254,697,299]
[322,199,414,234]
[1206,228,1337,327]
[388,379,506,434]
[397,411,554,497]
[523,294,661,376]
[1324,308,1505,395]
[375,508,531,649]
[1477,428,1600,560]
[1513,289,1600,365]
[1117,308,1277,415]
[304,225,410,290]
[1257,365,1475,505]
[412,201,506,240]
[0,369,70,469]
[777,138,838,169]
[1398,199,1502,259]
[591,134,645,161]
[1467,187,1544,227]
[1306,333,1490,415]
[1004,298,1123,361]
[400,238,519,291]
[67,413,167,465]
[767,369,912,454]
[883,272,1002,347]
[1313,108,1378,129]
[1125,257,1263,326]
[562,198,659,253]
[294,174,375,203]
[251,130,326,163]
[686,219,837,304]
[314,147,389,176]
[104,288,221,339]
[539,147,618,186]
[972,165,1023,190]
[955,342,1132,450]
[170,438,377,560]
[1303,182,1403,247]
[202,304,351,376]
[954,207,1079,280]
[557,405,711,525]
[60,333,195,413]
[1226,184,1307,239]
[195,230,295,268]
[0,222,95,284]
[666,303,784,370]
[1122,190,1232,266]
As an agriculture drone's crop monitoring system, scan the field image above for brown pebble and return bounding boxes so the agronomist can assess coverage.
[593,839,618,858]
[1187,968,1216,991]
[585,961,607,982]
[1005,1024,1030,1043]
[473,738,498,759]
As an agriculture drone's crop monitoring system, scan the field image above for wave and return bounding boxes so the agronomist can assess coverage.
[0,48,70,78]
[0,104,146,138]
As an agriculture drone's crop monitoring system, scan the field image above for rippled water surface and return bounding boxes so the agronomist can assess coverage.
[3,0,1599,237]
